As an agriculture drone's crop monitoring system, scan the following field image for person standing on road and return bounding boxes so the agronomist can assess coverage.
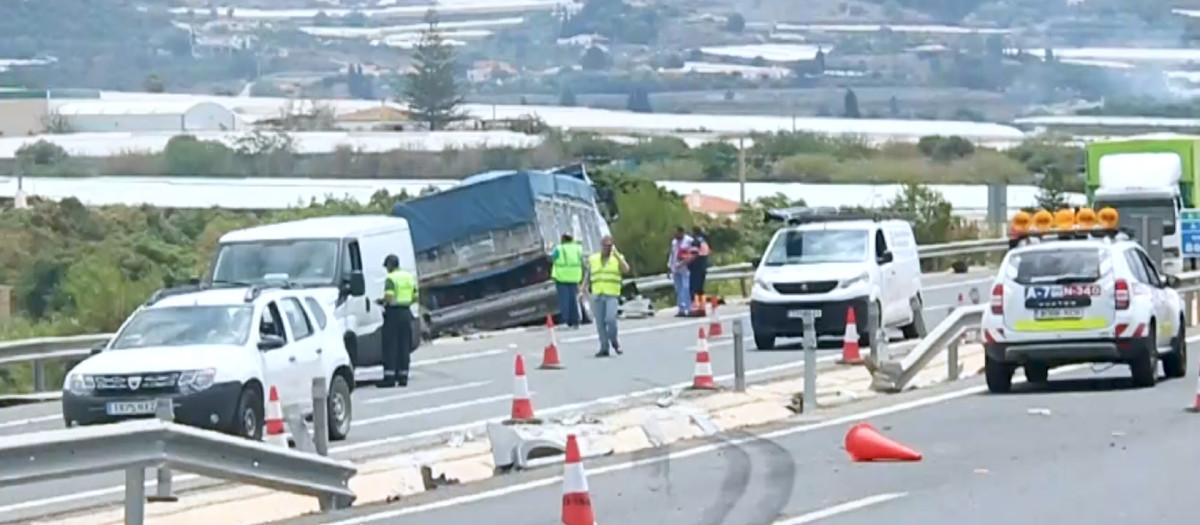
[549,233,584,329]
[669,226,693,317]
[586,235,630,357]
[376,254,417,388]
[689,226,710,301]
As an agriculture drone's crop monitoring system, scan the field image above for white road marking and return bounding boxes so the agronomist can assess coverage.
[5,328,1178,517]
[364,381,492,405]
[0,414,60,429]
[774,492,909,524]
[315,359,1121,524]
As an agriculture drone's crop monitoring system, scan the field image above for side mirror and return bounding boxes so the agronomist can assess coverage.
[1166,274,1181,288]
[257,335,286,351]
[89,341,108,356]
[877,251,894,264]
[750,257,761,269]
[345,270,366,297]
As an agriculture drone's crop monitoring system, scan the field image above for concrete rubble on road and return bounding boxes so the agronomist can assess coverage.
[38,343,987,525]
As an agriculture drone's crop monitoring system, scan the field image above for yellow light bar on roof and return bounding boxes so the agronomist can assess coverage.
[1008,206,1120,237]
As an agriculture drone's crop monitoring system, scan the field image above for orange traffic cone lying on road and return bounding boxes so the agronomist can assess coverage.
[838,307,863,365]
[561,434,596,525]
[707,297,723,338]
[540,315,563,370]
[691,329,717,390]
[511,354,536,420]
[264,384,288,447]
[844,422,922,462]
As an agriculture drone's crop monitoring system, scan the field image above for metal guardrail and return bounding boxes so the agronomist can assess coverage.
[0,417,356,524]
[868,268,1200,392]
[0,237,1011,396]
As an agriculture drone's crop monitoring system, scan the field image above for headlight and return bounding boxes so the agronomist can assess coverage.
[839,272,870,289]
[753,277,772,291]
[65,374,95,395]
[178,368,217,394]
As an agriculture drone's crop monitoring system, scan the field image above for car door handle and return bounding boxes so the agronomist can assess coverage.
[289,356,297,363]
[316,348,323,355]
[365,297,371,312]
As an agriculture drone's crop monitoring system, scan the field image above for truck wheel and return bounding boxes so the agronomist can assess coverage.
[985,356,1014,393]
[1024,364,1049,384]
[1163,321,1188,379]
[1129,330,1158,388]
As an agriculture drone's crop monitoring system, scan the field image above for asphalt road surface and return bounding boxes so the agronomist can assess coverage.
[0,269,993,523]
[292,332,1200,525]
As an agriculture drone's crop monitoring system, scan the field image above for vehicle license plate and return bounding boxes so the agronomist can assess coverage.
[106,400,158,416]
[788,309,822,319]
[1034,308,1084,320]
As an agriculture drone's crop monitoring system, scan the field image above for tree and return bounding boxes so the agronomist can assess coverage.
[626,87,652,113]
[559,87,577,106]
[842,88,860,118]
[401,10,465,131]
[580,45,610,71]
[1035,166,1071,211]
[725,13,745,33]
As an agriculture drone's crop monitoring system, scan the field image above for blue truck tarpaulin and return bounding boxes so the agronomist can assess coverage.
[393,170,596,253]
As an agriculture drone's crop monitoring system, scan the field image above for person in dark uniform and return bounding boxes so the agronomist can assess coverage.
[375,254,417,388]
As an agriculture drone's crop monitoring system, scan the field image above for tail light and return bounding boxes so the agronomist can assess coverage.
[990,284,1003,315]
[1115,279,1130,310]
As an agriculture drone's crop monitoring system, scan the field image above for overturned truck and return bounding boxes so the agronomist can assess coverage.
[394,165,614,337]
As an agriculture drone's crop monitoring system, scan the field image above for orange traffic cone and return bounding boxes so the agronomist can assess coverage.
[1188,361,1200,412]
[561,434,596,525]
[691,330,717,390]
[264,385,288,447]
[511,354,536,420]
[838,307,863,365]
[844,422,922,462]
[707,297,723,338]
[540,315,563,370]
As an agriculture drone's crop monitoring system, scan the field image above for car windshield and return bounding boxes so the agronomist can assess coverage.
[1010,248,1103,285]
[763,229,869,265]
[211,240,340,285]
[111,306,255,349]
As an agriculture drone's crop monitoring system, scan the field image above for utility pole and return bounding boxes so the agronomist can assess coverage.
[737,136,746,206]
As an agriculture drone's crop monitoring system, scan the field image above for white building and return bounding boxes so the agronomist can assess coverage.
[50,101,239,133]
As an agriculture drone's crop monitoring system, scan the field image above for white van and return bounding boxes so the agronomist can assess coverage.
[748,217,925,350]
[207,216,420,376]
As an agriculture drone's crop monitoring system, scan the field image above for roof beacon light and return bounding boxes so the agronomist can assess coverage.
[1011,211,1032,234]
[1075,207,1097,229]
[1031,210,1053,231]
[1097,207,1119,229]
[1054,208,1076,230]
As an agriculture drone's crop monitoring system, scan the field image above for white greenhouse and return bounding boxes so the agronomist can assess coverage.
[50,101,239,133]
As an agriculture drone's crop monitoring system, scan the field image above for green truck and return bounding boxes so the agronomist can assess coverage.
[1084,135,1198,274]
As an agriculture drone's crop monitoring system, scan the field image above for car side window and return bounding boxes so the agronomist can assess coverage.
[1123,250,1151,285]
[874,229,889,259]
[281,298,314,340]
[259,302,287,341]
[303,297,328,330]
[1135,250,1163,287]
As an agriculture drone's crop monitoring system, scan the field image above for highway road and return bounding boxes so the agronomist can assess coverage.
[0,269,993,523]
[291,332,1200,525]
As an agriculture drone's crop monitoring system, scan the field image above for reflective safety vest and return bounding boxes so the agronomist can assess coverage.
[588,252,622,296]
[551,241,583,284]
[385,269,417,306]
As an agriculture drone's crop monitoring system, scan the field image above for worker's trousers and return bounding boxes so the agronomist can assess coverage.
[381,306,412,386]
[592,294,620,354]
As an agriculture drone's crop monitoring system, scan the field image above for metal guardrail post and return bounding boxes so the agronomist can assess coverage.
[312,376,333,512]
[32,360,45,392]
[801,313,817,412]
[125,466,146,525]
[732,319,745,392]
[148,398,177,503]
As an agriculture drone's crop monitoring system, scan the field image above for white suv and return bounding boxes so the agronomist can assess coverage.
[62,284,356,441]
[982,233,1186,392]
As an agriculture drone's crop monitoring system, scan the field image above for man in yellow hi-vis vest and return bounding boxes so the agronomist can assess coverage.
[585,235,630,357]
[549,233,583,329]
[375,254,417,388]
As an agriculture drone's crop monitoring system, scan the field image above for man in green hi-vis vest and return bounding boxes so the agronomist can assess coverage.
[375,254,417,388]
[585,235,630,358]
[549,233,584,329]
